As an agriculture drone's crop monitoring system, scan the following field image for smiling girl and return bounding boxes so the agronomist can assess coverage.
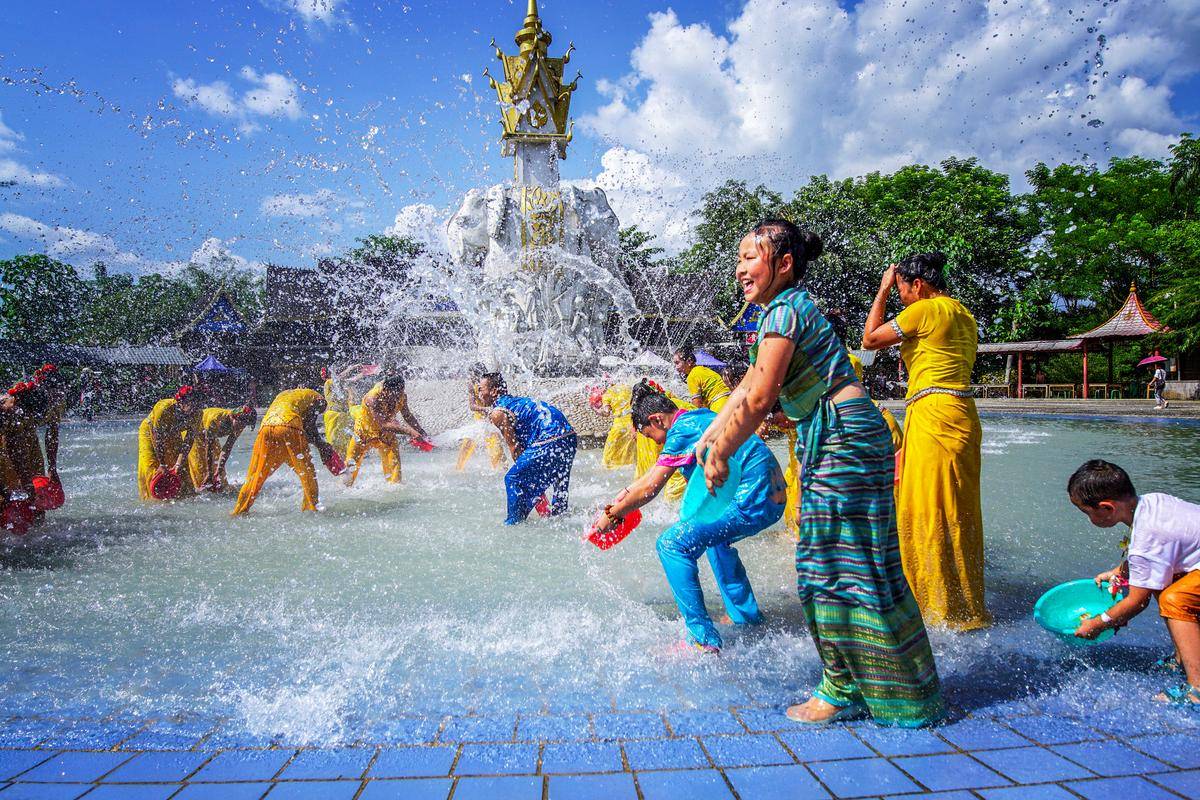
[697,219,944,727]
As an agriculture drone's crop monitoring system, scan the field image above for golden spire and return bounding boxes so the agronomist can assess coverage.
[515,0,552,55]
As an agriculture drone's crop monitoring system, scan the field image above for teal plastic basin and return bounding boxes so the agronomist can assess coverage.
[680,457,742,525]
[1033,578,1119,646]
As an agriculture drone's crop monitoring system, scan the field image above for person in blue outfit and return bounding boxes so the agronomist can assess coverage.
[595,380,786,652]
[475,372,577,525]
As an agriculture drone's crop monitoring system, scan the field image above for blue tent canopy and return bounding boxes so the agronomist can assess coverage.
[694,349,726,369]
[194,355,235,373]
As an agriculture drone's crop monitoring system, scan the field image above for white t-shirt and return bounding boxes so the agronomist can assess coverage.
[1154,368,1166,385]
[1127,493,1200,590]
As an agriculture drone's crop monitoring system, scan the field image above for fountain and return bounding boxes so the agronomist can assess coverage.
[446,0,639,376]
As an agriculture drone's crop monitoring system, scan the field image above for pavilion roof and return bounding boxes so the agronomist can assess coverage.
[977,339,1084,355]
[1074,283,1168,340]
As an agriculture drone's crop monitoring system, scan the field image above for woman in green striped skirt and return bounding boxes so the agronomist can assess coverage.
[697,218,945,727]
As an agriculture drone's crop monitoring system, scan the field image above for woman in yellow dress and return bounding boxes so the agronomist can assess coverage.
[592,383,637,469]
[861,252,989,631]
[137,386,206,501]
[187,406,258,492]
[232,387,333,515]
[673,347,732,411]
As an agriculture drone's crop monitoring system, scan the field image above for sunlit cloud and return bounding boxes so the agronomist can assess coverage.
[0,111,64,188]
[172,67,302,134]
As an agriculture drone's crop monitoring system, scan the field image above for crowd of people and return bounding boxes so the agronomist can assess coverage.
[2,218,1197,724]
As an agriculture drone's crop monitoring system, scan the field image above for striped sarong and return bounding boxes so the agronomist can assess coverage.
[795,396,945,727]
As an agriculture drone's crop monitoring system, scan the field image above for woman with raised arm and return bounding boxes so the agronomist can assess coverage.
[861,253,989,631]
[700,219,943,728]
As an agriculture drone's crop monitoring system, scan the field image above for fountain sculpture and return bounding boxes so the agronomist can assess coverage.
[446,0,639,375]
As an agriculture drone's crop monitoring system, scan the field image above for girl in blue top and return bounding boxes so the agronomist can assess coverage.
[596,380,785,651]
[476,373,577,525]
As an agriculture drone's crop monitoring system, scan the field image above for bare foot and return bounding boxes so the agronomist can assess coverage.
[713,613,733,625]
[786,696,851,724]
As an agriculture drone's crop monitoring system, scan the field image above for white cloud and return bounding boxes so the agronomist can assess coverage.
[581,0,1200,250]
[387,203,448,251]
[276,0,346,24]
[0,212,144,268]
[188,236,262,272]
[260,189,345,218]
[0,111,64,188]
[173,67,302,133]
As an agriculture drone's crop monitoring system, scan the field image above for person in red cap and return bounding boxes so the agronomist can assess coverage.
[1,382,51,530]
[4,365,69,493]
[136,386,206,500]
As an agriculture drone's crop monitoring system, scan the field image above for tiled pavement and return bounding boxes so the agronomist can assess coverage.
[1,703,1197,800]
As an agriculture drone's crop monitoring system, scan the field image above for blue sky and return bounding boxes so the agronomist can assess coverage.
[2,0,1198,271]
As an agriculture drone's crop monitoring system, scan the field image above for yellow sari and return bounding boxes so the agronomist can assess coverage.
[894,296,989,631]
[634,389,693,503]
[600,384,636,469]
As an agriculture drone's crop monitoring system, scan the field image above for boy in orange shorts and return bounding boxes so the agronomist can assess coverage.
[1070,460,1200,708]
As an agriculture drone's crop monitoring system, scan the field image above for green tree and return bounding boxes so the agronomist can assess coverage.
[0,254,89,341]
[1168,133,1200,217]
[1150,219,1200,350]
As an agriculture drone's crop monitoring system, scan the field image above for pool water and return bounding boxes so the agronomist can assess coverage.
[1,413,1198,745]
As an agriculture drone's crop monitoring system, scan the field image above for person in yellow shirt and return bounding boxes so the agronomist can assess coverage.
[862,252,988,631]
[345,375,426,487]
[673,347,732,412]
[323,365,365,459]
[137,386,206,501]
[593,382,637,470]
[232,387,333,515]
[188,406,258,492]
[456,363,506,472]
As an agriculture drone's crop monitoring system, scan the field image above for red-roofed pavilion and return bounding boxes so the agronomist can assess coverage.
[1073,283,1169,397]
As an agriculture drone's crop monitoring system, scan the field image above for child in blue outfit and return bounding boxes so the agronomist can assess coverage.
[596,380,786,651]
[475,373,577,525]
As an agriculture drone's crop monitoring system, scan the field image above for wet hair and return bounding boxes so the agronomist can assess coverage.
[1068,460,1137,507]
[673,346,695,363]
[895,252,949,292]
[480,372,508,396]
[467,362,489,380]
[750,218,823,286]
[630,379,677,429]
[382,375,406,392]
[722,360,749,388]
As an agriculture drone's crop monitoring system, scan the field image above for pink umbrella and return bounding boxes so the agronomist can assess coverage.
[1137,354,1167,367]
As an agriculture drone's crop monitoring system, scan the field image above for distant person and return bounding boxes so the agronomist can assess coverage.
[592,382,637,470]
[1069,460,1199,708]
[673,346,732,411]
[78,368,102,422]
[595,380,785,652]
[1,381,51,513]
[188,406,257,492]
[1151,363,1169,410]
[137,386,206,501]
[345,375,426,487]
[232,386,334,515]
[457,363,506,472]
[473,373,576,524]
[862,252,989,631]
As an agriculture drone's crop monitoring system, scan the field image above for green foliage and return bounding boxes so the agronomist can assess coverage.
[0,254,89,341]
[1150,219,1200,351]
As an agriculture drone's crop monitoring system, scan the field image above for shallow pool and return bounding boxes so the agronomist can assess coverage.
[1,413,1198,744]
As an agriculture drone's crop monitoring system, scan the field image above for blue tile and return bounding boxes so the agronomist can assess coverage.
[454,744,538,775]
[356,778,452,800]
[1051,741,1170,777]
[369,746,455,778]
[935,719,1029,750]
[1064,776,1180,800]
[1149,769,1200,797]
[203,728,282,749]
[726,764,831,800]
[42,721,142,750]
[19,751,133,782]
[636,769,733,800]
[173,783,273,800]
[82,787,178,800]
[855,727,953,756]
[702,734,792,768]
[547,773,638,800]
[735,708,792,733]
[451,775,542,800]
[119,730,207,751]
[0,751,56,781]
[972,747,1092,783]
[545,691,606,714]
[668,712,744,737]
[809,758,922,798]
[894,753,1010,791]
[102,751,211,783]
[977,788,1078,800]
[887,793,976,800]
[362,717,443,745]
[1129,731,1200,769]
[1001,716,1101,745]
[0,720,52,748]
[591,713,666,741]
[265,782,360,799]
[517,715,591,742]
[622,738,709,771]
[540,743,621,774]
[440,715,516,743]
[278,748,373,781]
[0,785,87,800]
[778,728,874,761]
[191,750,295,782]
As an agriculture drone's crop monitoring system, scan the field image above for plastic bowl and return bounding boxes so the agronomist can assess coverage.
[32,475,65,511]
[2,500,35,535]
[1033,578,1119,646]
[680,458,741,525]
[149,469,182,501]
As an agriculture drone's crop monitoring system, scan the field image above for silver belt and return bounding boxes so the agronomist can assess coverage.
[905,386,974,407]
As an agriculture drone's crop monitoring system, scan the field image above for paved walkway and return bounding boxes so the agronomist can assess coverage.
[1,697,1197,799]
[878,398,1200,421]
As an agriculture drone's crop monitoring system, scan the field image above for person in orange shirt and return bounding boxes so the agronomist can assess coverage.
[345,375,425,487]
[188,406,258,492]
[232,387,334,515]
[137,386,207,501]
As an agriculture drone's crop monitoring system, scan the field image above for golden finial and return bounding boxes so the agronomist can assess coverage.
[515,0,551,54]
